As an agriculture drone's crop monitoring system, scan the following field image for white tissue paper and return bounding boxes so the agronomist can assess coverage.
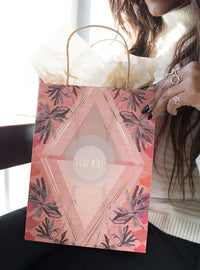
[32,24,167,89]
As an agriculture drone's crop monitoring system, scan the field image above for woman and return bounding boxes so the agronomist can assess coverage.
[0,1,200,269]
[108,0,200,268]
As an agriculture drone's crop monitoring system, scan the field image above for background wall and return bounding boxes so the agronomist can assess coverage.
[0,0,114,216]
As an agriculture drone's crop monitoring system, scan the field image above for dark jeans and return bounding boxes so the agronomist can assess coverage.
[0,207,200,270]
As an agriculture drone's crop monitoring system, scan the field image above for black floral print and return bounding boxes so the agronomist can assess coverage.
[120,111,154,152]
[101,225,137,249]
[121,90,146,111]
[35,103,70,144]
[101,235,115,249]
[112,88,126,100]
[46,85,81,105]
[71,85,81,97]
[46,85,70,105]
[35,217,68,244]
[112,185,149,229]
[29,177,62,218]
[112,225,137,247]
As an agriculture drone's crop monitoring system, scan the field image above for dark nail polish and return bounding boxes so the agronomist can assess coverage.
[148,112,153,120]
[141,86,149,90]
[141,105,150,114]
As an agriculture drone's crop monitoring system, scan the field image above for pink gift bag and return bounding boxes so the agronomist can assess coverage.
[25,26,155,253]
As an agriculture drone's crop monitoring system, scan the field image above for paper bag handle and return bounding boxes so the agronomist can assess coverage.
[66,25,130,88]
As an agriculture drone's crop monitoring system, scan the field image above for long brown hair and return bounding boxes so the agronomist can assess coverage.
[109,0,200,198]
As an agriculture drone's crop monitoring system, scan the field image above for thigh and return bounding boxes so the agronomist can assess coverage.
[0,208,57,270]
[144,223,200,270]
[0,208,200,270]
[29,226,200,270]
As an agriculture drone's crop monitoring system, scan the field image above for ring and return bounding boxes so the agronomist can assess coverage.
[173,96,181,107]
[170,70,181,85]
[167,69,181,85]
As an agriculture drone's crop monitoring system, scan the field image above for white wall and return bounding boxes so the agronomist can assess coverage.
[0,0,117,216]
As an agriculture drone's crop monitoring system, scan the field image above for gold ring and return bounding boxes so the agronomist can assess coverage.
[170,70,181,85]
[173,96,181,107]
[167,69,181,85]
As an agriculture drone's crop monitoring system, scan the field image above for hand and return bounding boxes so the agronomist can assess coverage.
[141,61,200,119]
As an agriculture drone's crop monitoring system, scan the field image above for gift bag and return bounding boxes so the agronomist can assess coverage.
[25,25,155,253]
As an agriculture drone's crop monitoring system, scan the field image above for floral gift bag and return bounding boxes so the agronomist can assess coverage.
[25,26,155,253]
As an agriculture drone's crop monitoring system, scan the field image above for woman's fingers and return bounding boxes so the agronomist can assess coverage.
[143,82,184,118]
[146,77,173,110]
[152,83,185,118]
[141,62,200,119]
[167,90,200,115]
[167,95,183,115]
[144,68,184,114]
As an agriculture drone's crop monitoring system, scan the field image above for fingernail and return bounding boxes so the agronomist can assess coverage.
[141,86,149,90]
[141,105,150,114]
[148,112,153,120]
[146,84,155,90]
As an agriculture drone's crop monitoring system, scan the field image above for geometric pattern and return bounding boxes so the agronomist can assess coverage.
[25,80,155,253]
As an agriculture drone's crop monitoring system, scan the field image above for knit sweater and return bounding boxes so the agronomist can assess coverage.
[149,111,200,243]
[148,5,200,244]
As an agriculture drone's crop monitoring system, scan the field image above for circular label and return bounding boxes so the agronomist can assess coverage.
[73,146,106,181]
[65,135,115,186]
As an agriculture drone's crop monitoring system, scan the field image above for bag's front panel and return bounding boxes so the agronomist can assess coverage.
[25,80,155,253]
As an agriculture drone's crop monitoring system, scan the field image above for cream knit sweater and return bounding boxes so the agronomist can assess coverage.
[33,5,200,243]
[148,5,200,244]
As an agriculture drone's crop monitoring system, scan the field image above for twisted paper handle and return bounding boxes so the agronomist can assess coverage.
[66,25,130,88]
